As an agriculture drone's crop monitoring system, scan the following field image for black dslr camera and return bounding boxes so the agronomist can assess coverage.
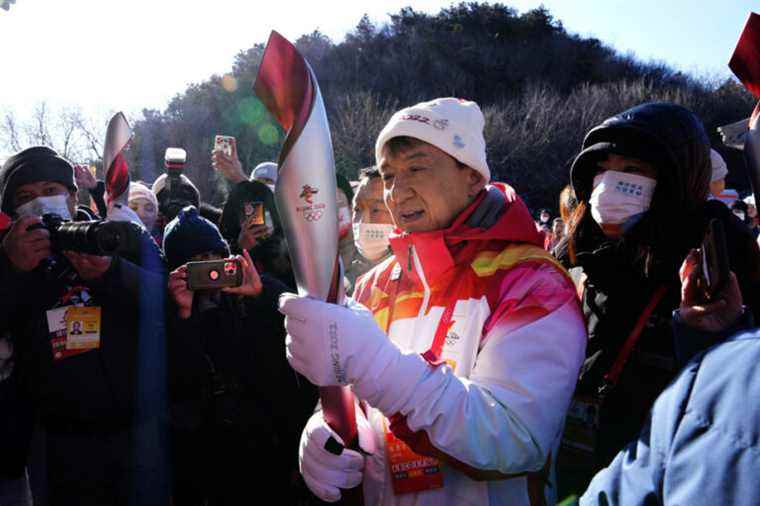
[32,214,137,256]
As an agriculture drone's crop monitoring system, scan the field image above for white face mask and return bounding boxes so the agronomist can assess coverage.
[15,194,72,221]
[589,171,656,231]
[353,222,394,262]
[733,210,746,222]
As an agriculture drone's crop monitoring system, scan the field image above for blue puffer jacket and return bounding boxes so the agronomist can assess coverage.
[581,319,759,506]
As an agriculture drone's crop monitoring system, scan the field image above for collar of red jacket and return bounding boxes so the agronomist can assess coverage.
[388,182,544,283]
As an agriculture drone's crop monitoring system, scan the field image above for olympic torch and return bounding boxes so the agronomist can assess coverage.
[729,12,760,199]
[254,31,362,503]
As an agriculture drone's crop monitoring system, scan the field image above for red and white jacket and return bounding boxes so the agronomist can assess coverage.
[353,184,586,506]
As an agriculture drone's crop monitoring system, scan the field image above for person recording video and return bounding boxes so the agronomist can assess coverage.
[164,206,315,505]
[0,146,166,506]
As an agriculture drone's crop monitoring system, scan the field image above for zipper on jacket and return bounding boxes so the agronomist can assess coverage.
[411,245,431,318]
[407,244,413,272]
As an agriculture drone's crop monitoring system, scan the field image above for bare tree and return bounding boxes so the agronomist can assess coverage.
[0,102,109,163]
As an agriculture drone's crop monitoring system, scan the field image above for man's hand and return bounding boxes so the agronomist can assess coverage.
[237,223,270,251]
[222,249,262,298]
[678,249,744,333]
[2,216,52,271]
[211,140,246,184]
[280,295,397,387]
[63,251,113,281]
[168,265,194,319]
[74,164,98,191]
[299,410,374,502]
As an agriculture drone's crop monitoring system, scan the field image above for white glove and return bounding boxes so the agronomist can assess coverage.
[280,294,432,414]
[300,408,375,503]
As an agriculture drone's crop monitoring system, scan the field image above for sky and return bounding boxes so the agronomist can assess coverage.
[0,0,755,122]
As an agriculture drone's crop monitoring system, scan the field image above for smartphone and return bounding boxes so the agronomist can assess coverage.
[214,135,236,157]
[186,258,243,291]
[242,201,265,227]
[700,218,730,299]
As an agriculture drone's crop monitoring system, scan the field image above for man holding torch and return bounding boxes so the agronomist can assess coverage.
[280,97,587,505]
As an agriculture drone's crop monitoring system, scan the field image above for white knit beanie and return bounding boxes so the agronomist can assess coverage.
[710,148,728,183]
[251,162,278,184]
[128,181,158,209]
[375,97,490,181]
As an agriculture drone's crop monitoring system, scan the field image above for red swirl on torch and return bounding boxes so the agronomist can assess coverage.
[103,112,132,206]
[730,12,760,201]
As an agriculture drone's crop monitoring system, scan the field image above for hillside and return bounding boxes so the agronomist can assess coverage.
[126,2,755,211]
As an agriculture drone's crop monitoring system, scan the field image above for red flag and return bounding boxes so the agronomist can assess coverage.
[729,12,760,99]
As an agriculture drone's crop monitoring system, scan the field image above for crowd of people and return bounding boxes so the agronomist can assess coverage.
[0,96,759,506]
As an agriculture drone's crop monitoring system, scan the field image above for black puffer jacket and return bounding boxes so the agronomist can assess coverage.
[559,102,760,472]
[0,222,166,431]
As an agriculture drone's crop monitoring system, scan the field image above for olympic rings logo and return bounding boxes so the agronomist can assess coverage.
[304,210,323,222]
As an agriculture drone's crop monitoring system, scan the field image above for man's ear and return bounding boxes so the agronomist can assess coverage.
[467,168,487,198]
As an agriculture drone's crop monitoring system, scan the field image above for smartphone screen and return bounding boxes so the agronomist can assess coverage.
[214,135,235,157]
[241,201,265,228]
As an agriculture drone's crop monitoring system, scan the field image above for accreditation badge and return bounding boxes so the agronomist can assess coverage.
[65,306,101,351]
[383,418,443,495]
[46,305,101,361]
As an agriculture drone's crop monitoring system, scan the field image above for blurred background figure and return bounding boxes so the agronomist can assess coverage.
[220,180,295,290]
[709,148,728,199]
[250,162,278,193]
[127,181,159,236]
[152,173,201,230]
[745,195,759,238]
[336,173,358,288]
[348,167,394,291]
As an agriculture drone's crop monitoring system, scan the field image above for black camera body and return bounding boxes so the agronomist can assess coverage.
[34,214,137,256]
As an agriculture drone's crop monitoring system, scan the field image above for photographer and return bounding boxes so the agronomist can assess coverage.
[164,206,314,503]
[220,180,295,289]
[0,146,167,506]
[151,171,201,233]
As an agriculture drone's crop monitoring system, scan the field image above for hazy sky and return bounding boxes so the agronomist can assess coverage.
[0,0,755,120]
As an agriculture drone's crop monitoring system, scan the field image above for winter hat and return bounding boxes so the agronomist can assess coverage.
[744,195,756,207]
[163,205,230,270]
[710,148,728,183]
[129,181,158,209]
[151,173,201,206]
[0,146,77,213]
[250,162,278,184]
[375,98,490,181]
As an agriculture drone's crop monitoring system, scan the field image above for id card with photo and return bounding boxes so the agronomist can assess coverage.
[65,306,101,351]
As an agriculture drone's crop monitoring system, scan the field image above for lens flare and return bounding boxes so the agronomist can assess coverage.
[257,124,279,145]
[238,97,265,126]
[221,74,238,93]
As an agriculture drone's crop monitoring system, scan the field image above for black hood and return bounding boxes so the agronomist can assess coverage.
[570,102,711,213]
